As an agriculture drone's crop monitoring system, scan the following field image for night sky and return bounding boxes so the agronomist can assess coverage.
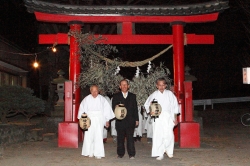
[1,0,250,100]
[0,0,37,52]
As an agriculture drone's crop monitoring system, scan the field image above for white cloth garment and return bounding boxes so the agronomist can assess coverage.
[133,106,146,137]
[111,119,117,136]
[141,107,147,135]
[144,114,153,138]
[110,97,117,137]
[103,128,108,139]
[144,89,180,157]
[103,96,112,139]
[78,94,115,157]
[122,92,127,98]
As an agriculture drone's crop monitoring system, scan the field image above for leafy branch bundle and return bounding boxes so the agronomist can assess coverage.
[70,31,172,105]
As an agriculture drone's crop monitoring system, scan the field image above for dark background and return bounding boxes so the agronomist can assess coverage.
[1,0,250,100]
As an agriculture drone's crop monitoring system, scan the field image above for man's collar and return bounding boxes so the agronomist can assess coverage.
[157,89,166,94]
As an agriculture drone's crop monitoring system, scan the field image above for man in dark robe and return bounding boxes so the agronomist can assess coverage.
[112,79,139,159]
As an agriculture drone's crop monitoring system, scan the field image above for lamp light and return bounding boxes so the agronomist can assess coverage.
[33,54,39,68]
[52,47,57,52]
[47,42,58,53]
[33,61,39,68]
[51,42,58,52]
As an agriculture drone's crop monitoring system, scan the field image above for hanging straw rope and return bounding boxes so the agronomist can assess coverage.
[69,31,174,67]
[83,44,173,67]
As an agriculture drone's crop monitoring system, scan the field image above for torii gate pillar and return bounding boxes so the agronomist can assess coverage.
[172,22,185,123]
[68,21,83,122]
[58,21,83,148]
[171,22,200,147]
[171,22,185,143]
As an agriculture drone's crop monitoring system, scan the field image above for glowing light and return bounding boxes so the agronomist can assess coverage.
[52,47,57,52]
[33,61,39,68]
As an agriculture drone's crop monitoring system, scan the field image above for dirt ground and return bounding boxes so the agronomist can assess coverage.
[1,105,250,166]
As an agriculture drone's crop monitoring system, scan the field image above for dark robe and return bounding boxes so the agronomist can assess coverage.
[112,91,139,157]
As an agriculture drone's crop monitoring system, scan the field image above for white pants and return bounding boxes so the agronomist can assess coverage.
[151,111,175,157]
[82,111,105,157]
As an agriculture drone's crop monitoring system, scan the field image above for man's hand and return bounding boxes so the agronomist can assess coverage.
[105,121,110,128]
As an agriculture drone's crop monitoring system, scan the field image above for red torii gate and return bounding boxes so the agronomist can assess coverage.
[25,0,228,148]
[38,13,217,122]
[40,14,214,148]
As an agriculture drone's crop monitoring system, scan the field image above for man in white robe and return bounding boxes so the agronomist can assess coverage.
[144,77,180,160]
[77,85,115,159]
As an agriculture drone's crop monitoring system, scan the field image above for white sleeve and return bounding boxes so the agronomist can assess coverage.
[170,92,180,115]
[104,96,112,106]
[143,93,155,114]
[77,97,88,119]
[103,97,115,122]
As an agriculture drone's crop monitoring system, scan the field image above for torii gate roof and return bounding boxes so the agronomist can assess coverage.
[25,0,229,17]
[23,0,229,44]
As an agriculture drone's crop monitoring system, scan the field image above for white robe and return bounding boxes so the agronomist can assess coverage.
[144,113,153,138]
[133,106,147,137]
[110,119,117,136]
[103,96,112,139]
[77,94,115,157]
[144,89,180,157]
[110,98,117,137]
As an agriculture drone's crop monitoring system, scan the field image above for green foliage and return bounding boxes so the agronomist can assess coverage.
[74,31,172,105]
[78,51,123,95]
[130,63,172,106]
[0,85,45,123]
[78,40,172,105]
[76,32,121,95]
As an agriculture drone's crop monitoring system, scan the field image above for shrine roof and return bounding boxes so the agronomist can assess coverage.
[24,0,229,16]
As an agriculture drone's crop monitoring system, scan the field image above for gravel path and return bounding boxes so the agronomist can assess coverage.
[1,108,250,166]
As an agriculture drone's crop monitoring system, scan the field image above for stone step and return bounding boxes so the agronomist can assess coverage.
[26,128,44,141]
[43,133,56,142]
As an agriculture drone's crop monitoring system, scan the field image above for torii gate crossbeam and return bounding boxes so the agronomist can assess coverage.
[39,33,214,45]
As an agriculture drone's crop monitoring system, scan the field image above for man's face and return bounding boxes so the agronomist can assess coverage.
[119,80,129,93]
[90,86,99,98]
[156,80,167,93]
